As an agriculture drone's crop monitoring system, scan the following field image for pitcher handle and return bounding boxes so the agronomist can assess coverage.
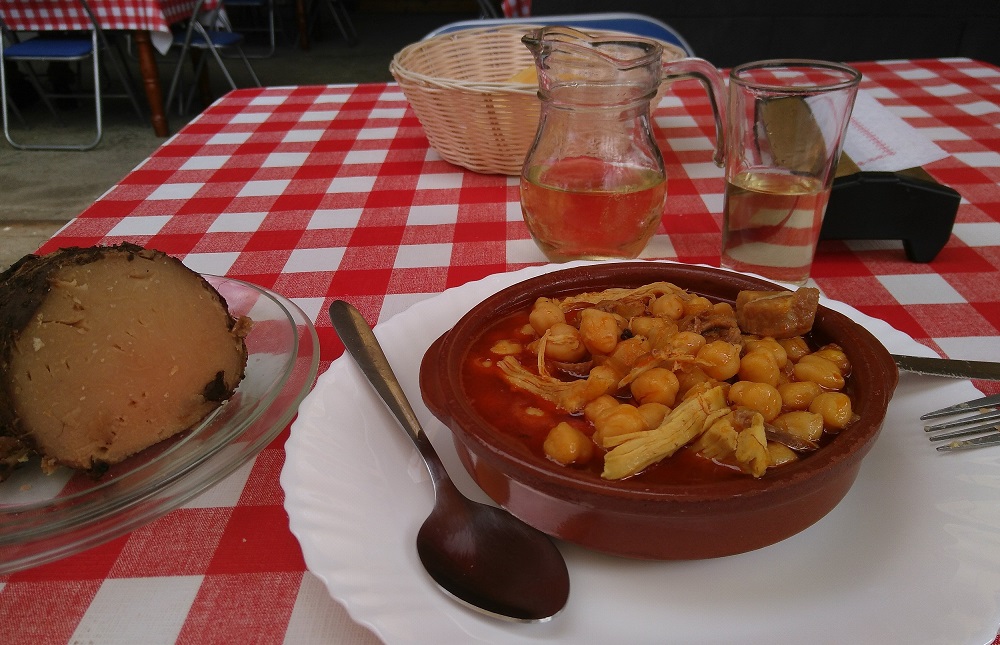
[661,58,727,167]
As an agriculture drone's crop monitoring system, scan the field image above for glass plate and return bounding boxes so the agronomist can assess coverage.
[283,260,1000,645]
[0,276,319,574]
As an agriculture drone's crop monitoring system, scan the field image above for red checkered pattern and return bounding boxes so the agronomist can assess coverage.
[3,59,1000,643]
[0,0,216,33]
[501,0,531,18]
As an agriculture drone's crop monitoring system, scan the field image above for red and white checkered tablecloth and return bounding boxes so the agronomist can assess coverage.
[0,0,212,31]
[3,58,1000,643]
[0,0,216,52]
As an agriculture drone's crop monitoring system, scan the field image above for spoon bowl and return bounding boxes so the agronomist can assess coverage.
[329,300,570,622]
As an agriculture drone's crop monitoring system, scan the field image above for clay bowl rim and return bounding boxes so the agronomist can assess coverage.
[421,261,899,508]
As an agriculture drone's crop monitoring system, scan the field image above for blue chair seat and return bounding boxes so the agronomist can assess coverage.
[425,12,695,57]
[4,38,94,60]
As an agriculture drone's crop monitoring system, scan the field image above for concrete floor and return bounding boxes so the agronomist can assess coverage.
[0,6,477,270]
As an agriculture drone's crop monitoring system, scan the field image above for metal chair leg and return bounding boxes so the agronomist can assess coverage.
[1,30,102,151]
[182,48,210,114]
[230,0,276,59]
[164,32,194,116]
[102,34,146,120]
[308,0,357,47]
[20,63,63,122]
[234,45,261,87]
[4,92,25,126]
[195,24,239,91]
[324,0,357,46]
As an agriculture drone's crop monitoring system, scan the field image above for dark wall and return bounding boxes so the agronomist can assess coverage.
[529,1,1000,67]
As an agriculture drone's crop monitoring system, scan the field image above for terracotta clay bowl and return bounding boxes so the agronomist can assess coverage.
[418,262,898,560]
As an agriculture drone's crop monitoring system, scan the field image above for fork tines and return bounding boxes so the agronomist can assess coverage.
[920,393,1000,420]
[922,393,1000,451]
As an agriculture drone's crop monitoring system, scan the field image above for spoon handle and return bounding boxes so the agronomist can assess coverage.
[329,300,426,443]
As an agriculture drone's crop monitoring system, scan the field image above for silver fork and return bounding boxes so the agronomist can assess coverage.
[922,392,1000,452]
[893,354,1000,451]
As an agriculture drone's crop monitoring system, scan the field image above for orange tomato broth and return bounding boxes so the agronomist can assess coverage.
[459,308,753,485]
[459,295,856,485]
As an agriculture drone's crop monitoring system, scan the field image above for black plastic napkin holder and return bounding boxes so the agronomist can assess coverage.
[820,165,960,263]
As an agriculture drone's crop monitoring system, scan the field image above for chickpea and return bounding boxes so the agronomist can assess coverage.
[579,308,620,355]
[728,381,782,421]
[767,442,799,467]
[634,317,680,350]
[681,380,720,401]
[583,394,618,423]
[513,404,555,432]
[772,410,824,442]
[606,336,650,372]
[779,336,811,362]
[541,323,587,362]
[778,380,823,411]
[813,345,851,374]
[809,392,855,430]
[529,297,565,335]
[744,336,788,368]
[793,354,845,390]
[738,348,780,387]
[543,422,594,465]
[630,367,680,407]
[668,331,707,356]
[675,365,712,398]
[581,364,621,402]
[637,402,669,429]
[593,404,646,446]
[697,341,741,381]
[682,295,713,317]
[489,339,522,356]
[651,293,684,320]
[711,301,736,317]
[629,316,665,339]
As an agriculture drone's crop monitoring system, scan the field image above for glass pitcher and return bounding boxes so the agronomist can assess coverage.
[520,26,726,262]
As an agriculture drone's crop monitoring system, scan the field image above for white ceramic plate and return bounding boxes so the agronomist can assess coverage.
[282,261,1000,645]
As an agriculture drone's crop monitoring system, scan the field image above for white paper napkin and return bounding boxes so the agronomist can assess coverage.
[842,90,949,172]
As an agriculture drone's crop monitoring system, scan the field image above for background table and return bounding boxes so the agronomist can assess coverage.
[0,0,217,136]
[2,57,1000,643]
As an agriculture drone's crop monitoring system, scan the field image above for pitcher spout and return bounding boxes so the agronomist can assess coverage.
[522,26,664,96]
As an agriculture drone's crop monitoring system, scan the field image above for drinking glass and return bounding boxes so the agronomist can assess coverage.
[720,59,861,284]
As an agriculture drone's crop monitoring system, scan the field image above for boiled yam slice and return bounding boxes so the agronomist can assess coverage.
[0,244,250,479]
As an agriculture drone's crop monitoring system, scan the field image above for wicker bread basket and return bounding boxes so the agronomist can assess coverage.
[390,25,687,175]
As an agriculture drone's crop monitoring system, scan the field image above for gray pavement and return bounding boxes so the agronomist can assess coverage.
[0,7,473,269]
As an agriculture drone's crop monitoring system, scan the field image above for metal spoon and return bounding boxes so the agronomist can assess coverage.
[329,300,570,622]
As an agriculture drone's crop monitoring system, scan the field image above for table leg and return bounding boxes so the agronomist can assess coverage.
[132,29,169,137]
[297,0,310,51]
